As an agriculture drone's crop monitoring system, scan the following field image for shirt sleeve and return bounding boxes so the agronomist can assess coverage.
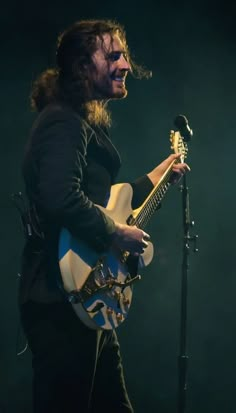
[33,111,116,250]
[130,175,154,210]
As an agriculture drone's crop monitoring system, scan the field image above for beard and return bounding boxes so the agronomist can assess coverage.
[92,75,128,100]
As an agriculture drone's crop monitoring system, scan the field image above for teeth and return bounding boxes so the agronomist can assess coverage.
[111,75,124,81]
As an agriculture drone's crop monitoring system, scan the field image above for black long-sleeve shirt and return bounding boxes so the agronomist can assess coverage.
[19,102,153,304]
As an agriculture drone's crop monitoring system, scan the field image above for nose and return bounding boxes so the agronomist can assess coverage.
[119,54,131,72]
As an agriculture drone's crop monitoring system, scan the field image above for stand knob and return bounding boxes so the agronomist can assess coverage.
[193,235,199,252]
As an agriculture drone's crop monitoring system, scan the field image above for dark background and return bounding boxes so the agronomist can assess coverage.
[0,1,236,412]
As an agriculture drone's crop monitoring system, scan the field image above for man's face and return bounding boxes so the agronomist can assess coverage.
[90,32,131,100]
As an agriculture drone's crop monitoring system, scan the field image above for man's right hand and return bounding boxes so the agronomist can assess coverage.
[111,223,150,255]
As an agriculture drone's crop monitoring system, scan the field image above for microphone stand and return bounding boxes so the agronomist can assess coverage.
[178,173,198,413]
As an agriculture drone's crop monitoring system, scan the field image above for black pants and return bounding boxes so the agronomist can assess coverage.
[20,301,134,413]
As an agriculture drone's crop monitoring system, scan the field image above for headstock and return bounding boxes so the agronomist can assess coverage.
[169,130,188,163]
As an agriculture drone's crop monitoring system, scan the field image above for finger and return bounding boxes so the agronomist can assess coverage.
[180,164,191,172]
[172,165,190,174]
[134,246,146,256]
[170,153,181,160]
[133,251,144,257]
[142,232,150,241]
[173,163,191,172]
[172,168,184,176]
[141,240,148,249]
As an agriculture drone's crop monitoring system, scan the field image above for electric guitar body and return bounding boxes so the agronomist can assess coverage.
[59,182,153,330]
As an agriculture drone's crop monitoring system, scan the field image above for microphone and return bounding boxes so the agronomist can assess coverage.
[174,115,193,142]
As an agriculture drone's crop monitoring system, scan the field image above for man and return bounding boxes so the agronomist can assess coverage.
[19,19,189,412]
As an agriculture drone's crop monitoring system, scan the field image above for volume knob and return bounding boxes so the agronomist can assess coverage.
[116,313,124,323]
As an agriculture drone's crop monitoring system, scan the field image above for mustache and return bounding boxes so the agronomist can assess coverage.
[110,69,129,78]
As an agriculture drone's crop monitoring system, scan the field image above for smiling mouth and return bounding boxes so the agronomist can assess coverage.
[110,75,125,82]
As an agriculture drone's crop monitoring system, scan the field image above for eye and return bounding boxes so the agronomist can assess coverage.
[108,52,122,61]
[107,51,129,62]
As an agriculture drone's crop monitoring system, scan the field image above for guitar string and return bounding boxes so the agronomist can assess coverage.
[133,170,172,230]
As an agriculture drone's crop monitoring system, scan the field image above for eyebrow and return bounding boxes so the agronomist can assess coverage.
[107,50,128,57]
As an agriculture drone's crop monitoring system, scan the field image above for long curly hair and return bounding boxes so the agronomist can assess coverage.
[31,19,151,126]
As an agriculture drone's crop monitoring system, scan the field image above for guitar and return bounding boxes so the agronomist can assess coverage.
[58,130,188,330]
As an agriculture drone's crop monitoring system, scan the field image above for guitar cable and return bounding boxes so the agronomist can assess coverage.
[16,272,28,357]
[11,192,31,357]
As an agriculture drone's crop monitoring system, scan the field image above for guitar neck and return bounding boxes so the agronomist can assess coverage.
[132,160,175,229]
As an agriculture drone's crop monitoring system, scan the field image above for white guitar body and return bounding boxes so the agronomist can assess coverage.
[59,183,154,330]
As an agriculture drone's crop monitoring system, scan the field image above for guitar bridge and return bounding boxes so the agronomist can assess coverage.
[107,274,141,290]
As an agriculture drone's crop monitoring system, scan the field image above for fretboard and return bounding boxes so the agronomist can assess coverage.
[130,161,175,230]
